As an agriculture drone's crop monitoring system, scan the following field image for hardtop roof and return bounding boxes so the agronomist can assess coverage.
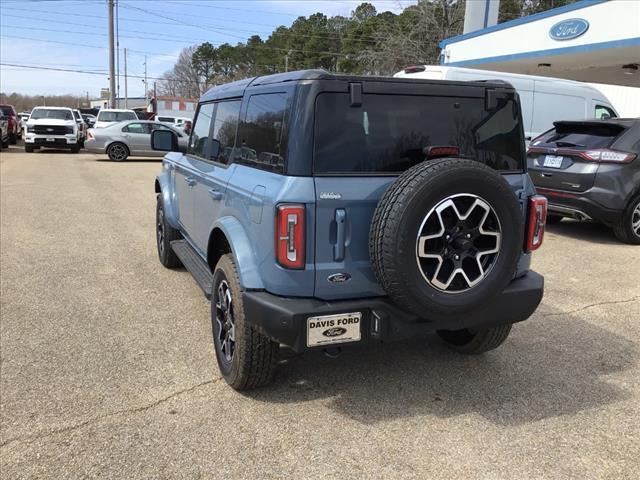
[199,69,515,102]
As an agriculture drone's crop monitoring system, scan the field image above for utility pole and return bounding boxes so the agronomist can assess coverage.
[108,0,116,108]
[115,0,120,108]
[124,48,128,109]
[144,55,148,105]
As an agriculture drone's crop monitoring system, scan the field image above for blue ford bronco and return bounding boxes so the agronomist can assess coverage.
[152,70,547,390]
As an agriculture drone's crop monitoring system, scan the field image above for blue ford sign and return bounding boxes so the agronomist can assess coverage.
[549,18,589,41]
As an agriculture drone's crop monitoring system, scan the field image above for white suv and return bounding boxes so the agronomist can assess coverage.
[24,107,80,153]
[94,109,138,129]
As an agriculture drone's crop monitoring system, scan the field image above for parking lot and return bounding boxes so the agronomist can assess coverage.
[1,146,639,479]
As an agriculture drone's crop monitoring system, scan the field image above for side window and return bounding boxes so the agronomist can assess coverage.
[595,105,616,119]
[189,103,215,158]
[211,100,241,165]
[122,122,147,134]
[236,93,288,172]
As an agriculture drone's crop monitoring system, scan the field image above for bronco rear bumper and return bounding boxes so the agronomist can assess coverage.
[243,271,544,353]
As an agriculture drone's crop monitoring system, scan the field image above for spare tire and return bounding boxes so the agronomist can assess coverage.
[369,158,523,322]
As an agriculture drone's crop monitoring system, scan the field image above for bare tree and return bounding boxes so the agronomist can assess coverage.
[158,46,202,98]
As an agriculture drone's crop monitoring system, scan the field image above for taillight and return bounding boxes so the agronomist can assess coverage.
[403,65,426,74]
[578,149,636,163]
[87,130,94,140]
[526,195,547,252]
[276,204,305,269]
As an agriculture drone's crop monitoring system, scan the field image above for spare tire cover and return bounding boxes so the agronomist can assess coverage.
[369,158,523,321]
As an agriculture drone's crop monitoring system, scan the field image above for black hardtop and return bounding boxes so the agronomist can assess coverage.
[199,69,516,103]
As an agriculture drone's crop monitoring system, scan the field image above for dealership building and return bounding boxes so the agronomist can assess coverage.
[440,0,639,115]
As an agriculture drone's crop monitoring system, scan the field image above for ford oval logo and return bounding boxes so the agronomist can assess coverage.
[323,327,347,337]
[328,273,351,283]
[549,18,589,41]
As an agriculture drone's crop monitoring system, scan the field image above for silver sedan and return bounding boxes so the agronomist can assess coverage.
[85,120,188,161]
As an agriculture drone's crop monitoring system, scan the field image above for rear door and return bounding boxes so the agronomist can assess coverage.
[528,122,627,192]
[120,122,149,155]
[312,87,525,300]
[189,99,241,254]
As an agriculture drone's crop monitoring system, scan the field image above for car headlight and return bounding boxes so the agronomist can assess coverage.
[66,126,75,134]
[27,125,34,133]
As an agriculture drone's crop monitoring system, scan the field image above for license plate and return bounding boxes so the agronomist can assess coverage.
[543,155,564,168]
[46,138,55,142]
[306,312,362,347]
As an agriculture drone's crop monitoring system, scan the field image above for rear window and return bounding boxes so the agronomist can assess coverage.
[313,93,524,174]
[98,111,137,122]
[532,123,625,149]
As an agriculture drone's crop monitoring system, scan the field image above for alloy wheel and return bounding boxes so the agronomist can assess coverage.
[416,193,501,293]
[156,205,165,256]
[215,280,235,362]
[633,200,640,238]
[109,144,127,161]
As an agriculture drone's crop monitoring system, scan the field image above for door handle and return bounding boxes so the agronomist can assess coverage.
[334,209,346,261]
[208,188,223,201]
[185,176,197,187]
[540,172,553,178]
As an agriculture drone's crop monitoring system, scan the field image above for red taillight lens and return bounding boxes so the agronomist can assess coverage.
[578,149,636,163]
[526,195,547,252]
[276,204,305,269]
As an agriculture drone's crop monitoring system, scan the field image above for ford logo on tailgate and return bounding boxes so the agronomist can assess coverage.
[549,18,589,41]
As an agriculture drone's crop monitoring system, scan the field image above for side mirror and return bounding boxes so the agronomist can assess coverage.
[152,129,182,152]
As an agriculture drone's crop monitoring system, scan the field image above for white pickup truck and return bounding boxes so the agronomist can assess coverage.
[24,107,80,153]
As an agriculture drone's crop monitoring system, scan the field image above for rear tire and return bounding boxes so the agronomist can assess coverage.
[9,133,17,145]
[545,214,563,225]
[212,254,279,390]
[156,195,182,268]
[25,145,34,153]
[70,145,80,153]
[107,142,129,161]
[437,324,512,354]
[613,195,640,245]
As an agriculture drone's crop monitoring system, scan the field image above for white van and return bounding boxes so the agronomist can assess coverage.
[394,66,618,141]
[95,109,138,129]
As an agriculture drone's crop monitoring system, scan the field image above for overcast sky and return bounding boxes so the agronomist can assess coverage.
[0,0,414,97]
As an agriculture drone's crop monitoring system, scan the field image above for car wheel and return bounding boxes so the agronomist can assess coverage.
[25,145,34,153]
[107,142,129,161]
[613,195,640,245]
[437,324,512,354]
[156,195,182,268]
[212,254,279,390]
[9,133,17,145]
[545,214,563,225]
[70,145,81,153]
[370,158,523,322]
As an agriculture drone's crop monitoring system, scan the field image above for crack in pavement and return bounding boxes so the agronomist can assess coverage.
[0,378,220,450]
[542,296,640,318]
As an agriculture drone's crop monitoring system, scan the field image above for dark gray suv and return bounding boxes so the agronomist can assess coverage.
[528,118,640,244]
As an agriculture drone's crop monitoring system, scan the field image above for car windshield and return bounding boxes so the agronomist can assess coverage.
[30,108,74,120]
[98,111,137,122]
[73,111,81,120]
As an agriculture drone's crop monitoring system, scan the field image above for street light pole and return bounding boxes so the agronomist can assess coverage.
[124,48,128,109]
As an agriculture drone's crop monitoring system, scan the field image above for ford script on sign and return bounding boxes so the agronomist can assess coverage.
[549,18,589,41]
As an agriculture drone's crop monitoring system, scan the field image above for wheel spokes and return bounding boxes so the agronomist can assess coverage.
[416,194,501,293]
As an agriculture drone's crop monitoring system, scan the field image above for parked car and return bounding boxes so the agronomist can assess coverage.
[94,108,137,128]
[150,69,547,390]
[395,66,618,142]
[85,120,187,161]
[0,111,10,149]
[155,115,175,124]
[82,113,96,128]
[528,118,640,244]
[24,106,81,153]
[0,104,21,144]
[73,109,87,147]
